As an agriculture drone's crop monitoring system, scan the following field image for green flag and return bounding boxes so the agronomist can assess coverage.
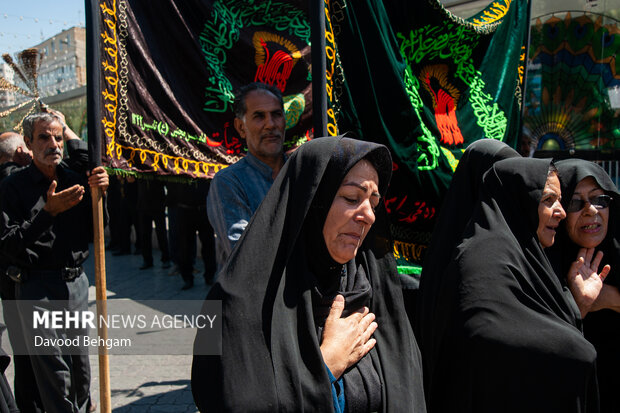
[327,0,529,281]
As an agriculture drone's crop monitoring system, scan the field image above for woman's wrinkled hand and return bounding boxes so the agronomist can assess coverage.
[319,294,378,379]
[590,284,620,313]
[567,247,610,318]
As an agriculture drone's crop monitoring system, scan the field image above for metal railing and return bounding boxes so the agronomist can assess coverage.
[534,150,620,189]
[599,160,620,189]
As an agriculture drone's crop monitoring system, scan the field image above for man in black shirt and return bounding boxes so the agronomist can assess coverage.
[0,116,89,413]
[0,112,108,413]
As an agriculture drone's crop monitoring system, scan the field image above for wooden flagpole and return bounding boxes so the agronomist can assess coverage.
[91,186,111,413]
[85,0,111,410]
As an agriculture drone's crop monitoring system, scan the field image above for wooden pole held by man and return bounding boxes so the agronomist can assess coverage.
[91,185,111,413]
[86,0,112,410]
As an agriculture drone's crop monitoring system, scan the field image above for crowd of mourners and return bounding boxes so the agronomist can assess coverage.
[105,176,216,290]
[190,84,620,412]
[0,83,619,412]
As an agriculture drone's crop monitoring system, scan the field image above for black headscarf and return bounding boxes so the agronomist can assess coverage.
[414,139,519,396]
[426,157,598,413]
[192,136,425,412]
[551,159,620,413]
[550,159,620,285]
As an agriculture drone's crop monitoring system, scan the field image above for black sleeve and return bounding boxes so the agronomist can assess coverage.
[64,139,90,173]
[0,163,25,182]
[0,178,55,266]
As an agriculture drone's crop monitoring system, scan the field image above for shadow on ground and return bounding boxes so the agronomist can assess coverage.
[111,379,198,412]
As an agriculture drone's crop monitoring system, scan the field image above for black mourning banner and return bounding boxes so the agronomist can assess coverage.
[87,0,529,279]
[93,0,313,179]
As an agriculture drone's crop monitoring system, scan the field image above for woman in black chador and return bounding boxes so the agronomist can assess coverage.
[414,139,519,402]
[426,157,602,412]
[549,159,620,413]
[192,137,426,412]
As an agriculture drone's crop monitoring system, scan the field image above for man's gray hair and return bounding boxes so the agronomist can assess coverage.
[22,112,62,140]
[0,132,26,163]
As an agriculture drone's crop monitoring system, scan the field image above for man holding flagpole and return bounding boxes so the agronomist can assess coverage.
[0,112,107,413]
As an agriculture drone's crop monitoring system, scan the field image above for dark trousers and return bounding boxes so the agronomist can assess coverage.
[177,206,216,283]
[167,206,180,265]
[119,199,141,254]
[106,176,122,249]
[0,369,18,413]
[16,273,91,413]
[1,283,42,413]
[140,211,170,265]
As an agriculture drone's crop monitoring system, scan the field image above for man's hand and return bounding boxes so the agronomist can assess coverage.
[567,248,611,318]
[43,107,66,124]
[319,295,377,379]
[43,181,84,216]
[42,107,80,142]
[87,166,109,193]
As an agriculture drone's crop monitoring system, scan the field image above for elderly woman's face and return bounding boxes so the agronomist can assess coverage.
[537,172,566,248]
[565,177,609,249]
[323,160,380,264]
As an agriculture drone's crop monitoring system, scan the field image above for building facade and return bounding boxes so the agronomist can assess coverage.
[0,63,16,108]
[35,26,86,98]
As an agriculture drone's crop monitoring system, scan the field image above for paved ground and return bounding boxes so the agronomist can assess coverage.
[4,244,210,412]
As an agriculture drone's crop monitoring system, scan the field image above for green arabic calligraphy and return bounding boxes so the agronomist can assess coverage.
[404,67,440,171]
[200,0,310,113]
[397,19,508,168]
[131,113,207,144]
[397,23,479,67]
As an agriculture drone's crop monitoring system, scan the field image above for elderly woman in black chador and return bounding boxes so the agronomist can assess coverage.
[548,159,620,412]
[425,157,605,412]
[414,139,519,403]
[192,137,426,412]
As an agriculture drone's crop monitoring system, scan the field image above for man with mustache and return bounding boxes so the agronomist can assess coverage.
[0,108,88,181]
[207,82,286,273]
[0,112,108,412]
[0,111,94,413]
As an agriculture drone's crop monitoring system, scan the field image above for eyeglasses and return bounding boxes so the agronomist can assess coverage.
[566,195,613,213]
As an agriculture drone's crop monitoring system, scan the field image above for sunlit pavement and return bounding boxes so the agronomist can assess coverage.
[5,244,212,412]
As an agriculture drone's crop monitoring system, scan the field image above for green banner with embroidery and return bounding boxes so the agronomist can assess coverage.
[327,0,529,280]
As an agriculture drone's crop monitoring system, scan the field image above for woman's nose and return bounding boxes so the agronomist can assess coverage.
[583,202,598,216]
[556,203,566,219]
[356,201,376,226]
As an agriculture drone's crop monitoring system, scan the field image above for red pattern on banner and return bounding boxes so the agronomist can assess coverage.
[385,195,436,224]
[421,65,464,146]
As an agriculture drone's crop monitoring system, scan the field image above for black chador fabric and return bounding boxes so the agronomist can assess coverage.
[427,157,597,413]
[414,139,519,398]
[192,137,426,412]
[550,159,620,413]
[550,159,620,286]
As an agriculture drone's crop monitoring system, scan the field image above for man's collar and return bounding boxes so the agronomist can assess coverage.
[244,152,286,178]
[27,162,64,183]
